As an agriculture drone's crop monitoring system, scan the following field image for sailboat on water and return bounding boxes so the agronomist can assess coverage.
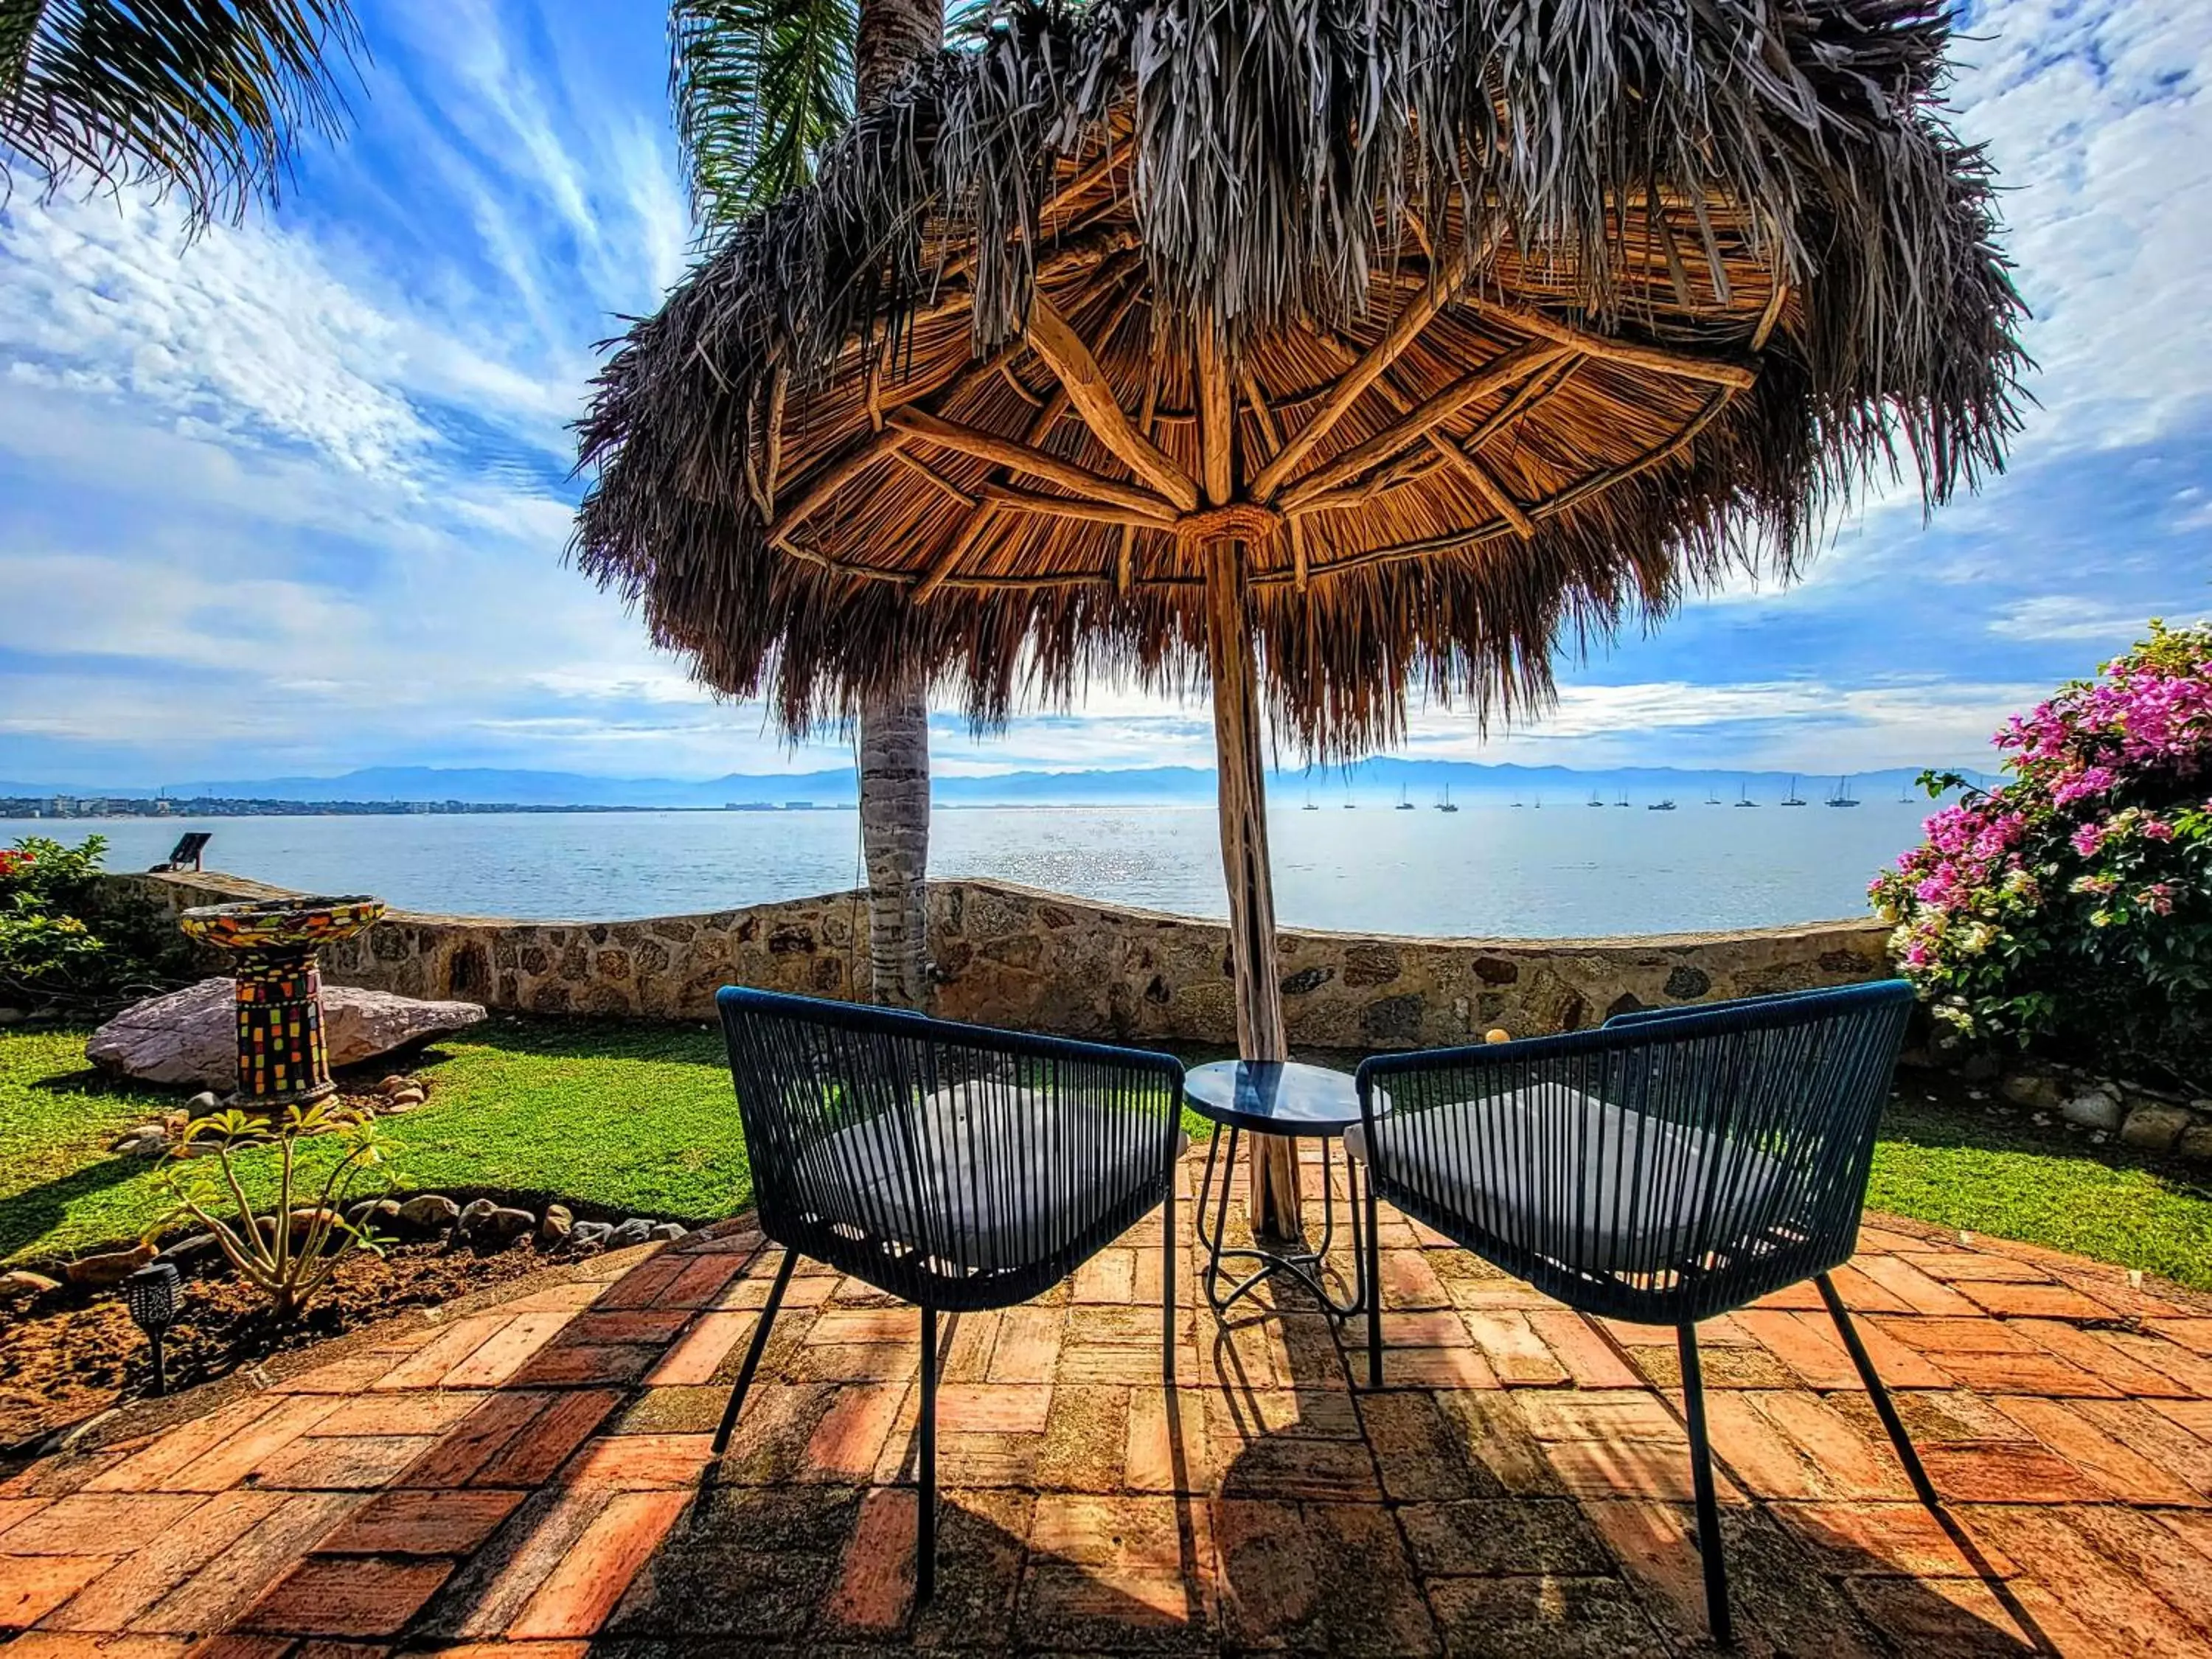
[1396,784,1416,810]
[1587,789,1604,807]
[1437,785,1458,813]
[1615,790,1630,807]
[1736,781,1759,807]
[1705,781,1722,805]
[1304,787,1319,810]
[1826,775,1860,807]
[1780,775,1807,807]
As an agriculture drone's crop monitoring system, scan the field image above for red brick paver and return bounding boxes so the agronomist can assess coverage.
[5,1158,2210,1656]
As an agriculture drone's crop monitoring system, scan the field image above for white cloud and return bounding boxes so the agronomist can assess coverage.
[1951,0,2212,447]
[1986,596,2196,643]
[0,198,434,478]
[1394,677,2048,773]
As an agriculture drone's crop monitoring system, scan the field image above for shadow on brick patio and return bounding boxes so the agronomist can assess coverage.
[4,1145,2211,1656]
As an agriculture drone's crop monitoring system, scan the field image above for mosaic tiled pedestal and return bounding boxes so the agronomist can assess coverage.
[178,895,386,1109]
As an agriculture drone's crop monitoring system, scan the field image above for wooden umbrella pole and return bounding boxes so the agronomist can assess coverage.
[1203,537,1302,1243]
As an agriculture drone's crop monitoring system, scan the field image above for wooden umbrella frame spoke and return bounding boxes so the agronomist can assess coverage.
[777,375,1747,594]
[1025,295,1202,512]
[1273,341,1570,517]
[887,408,1180,521]
[771,220,1766,595]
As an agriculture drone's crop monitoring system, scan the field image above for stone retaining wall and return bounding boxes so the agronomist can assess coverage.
[124,872,1891,1050]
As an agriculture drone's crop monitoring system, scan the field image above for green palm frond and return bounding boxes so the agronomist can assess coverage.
[672,0,856,227]
[0,0,364,228]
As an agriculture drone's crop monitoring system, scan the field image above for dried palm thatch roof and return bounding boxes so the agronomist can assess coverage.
[575,0,2023,758]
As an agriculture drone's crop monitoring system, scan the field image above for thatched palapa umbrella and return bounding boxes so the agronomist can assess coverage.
[577,0,2022,1239]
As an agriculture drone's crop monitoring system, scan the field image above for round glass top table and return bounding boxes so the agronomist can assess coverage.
[1181,1060,1371,1321]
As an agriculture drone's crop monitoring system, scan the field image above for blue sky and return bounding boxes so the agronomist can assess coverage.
[1,0,2206,788]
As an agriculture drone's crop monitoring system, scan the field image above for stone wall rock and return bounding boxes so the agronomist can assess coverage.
[119,872,1891,1050]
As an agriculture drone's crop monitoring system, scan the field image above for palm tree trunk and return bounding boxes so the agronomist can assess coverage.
[849,0,942,1011]
[855,0,941,106]
[859,687,931,1007]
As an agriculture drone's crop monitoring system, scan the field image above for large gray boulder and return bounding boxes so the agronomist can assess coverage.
[86,978,486,1089]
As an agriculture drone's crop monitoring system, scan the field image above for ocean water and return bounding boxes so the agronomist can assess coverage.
[6,798,1932,938]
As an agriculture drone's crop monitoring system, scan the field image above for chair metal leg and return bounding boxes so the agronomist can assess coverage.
[1162,1170,1178,1383]
[1678,1324,1733,1648]
[712,1245,796,1455]
[1364,1164,1383,1389]
[1816,1273,1941,1510]
[917,1304,938,1606]
[1195,1124,1239,1308]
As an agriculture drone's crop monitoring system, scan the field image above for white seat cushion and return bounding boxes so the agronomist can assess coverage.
[803,1080,1174,1273]
[1344,1082,1788,1273]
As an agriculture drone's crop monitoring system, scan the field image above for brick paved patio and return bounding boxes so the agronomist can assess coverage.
[5,1145,2211,1656]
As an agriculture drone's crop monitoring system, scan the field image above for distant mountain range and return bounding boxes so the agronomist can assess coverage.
[1,760,1982,810]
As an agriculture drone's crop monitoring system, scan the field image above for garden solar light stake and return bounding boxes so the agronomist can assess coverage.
[125,1262,181,1395]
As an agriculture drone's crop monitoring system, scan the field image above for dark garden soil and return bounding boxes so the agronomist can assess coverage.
[0,1237,553,1451]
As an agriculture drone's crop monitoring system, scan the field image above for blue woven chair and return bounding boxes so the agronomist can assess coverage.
[712,987,1186,1601]
[1352,980,1933,1645]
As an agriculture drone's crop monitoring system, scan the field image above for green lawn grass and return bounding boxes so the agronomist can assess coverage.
[1868,1081,2212,1291]
[1,1034,178,1261]
[1,1018,751,1262]
[6,1020,2208,1292]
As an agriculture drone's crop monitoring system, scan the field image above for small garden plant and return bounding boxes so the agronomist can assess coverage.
[1871,620,2212,1087]
[153,1101,397,1321]
[0,834,196,1015]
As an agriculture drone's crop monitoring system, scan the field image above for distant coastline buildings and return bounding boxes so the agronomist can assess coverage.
[4,795,863,820]
[0,796,695,820]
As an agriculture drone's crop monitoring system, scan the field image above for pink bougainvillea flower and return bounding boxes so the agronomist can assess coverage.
[1868,620,2209,1065]
[2051,767,2116,807]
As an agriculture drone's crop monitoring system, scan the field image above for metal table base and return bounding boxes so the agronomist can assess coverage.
[1193,1124,1370,1321]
